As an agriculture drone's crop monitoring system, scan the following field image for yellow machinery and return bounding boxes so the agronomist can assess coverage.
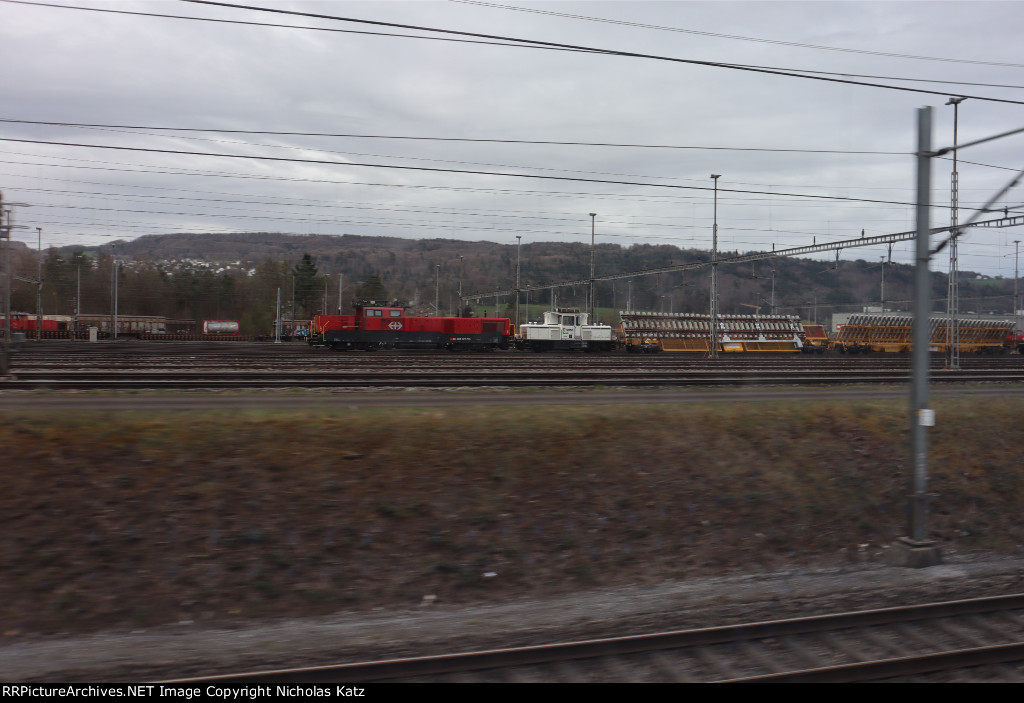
[800,323,831,353]
[620,311,805,353]
[834,314,1014,354]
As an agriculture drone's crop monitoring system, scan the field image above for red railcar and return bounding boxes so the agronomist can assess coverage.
[0,313,68,332]
[1007,329,1024,354]
[310,301,512,351]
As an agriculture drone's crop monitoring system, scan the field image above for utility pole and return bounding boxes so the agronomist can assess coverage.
[275,287,281,343]
[338,273,343,314]
[75,261,80,340]
[111,260,119,340]
[1015,240,1021,338]
[589,213,597,323]
[35,227,42,340]
[515,235,522,329]
[435,264,440,317]
[880,255,886,312]
[892,105,941,568]
[710,175,721,359]
[946,96,966,369]
[2,197,10,345]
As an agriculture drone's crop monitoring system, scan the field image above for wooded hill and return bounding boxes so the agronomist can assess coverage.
[4,231,1017,334]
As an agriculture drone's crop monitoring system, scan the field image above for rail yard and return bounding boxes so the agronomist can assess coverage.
[3,339,1024,390]
[3,304,1024,684]
[2,340,1024,682]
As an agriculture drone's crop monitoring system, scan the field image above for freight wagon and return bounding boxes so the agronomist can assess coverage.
[834,314,1015,354]
[620,311,806,353]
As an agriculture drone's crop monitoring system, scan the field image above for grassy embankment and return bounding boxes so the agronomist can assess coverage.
[2,394,1022,634]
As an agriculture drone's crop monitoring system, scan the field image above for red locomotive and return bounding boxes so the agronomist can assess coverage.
[309,301,512,351]
[0,312,68,333]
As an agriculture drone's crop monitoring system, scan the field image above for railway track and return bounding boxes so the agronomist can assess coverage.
[5,368,1024,389]
[4,341,1023,388]
[167,594,1024,683]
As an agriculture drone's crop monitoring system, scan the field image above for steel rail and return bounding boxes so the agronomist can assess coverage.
[6,368,1024,389]
[161,593,1024,683]
[723,642,1024,682]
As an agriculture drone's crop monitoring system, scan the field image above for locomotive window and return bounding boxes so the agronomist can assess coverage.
[389,310,402,317]
[366,309,382,317]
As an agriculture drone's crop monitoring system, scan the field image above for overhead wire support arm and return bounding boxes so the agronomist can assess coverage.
[461,215,1024,303]
[931,168,1024,256]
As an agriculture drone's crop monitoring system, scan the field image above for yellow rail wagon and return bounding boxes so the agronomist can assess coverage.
[800,323,831,354]
[834,314,1014,354]
[620,311,805,353]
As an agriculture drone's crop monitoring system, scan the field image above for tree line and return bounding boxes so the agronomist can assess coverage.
[5,232,1021,333]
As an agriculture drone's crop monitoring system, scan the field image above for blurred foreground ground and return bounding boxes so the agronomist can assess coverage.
[1,394,1023,678]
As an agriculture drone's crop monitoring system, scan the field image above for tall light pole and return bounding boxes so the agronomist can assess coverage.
[1015,240,1021,338]
[2,204,9,345]
[35,227,42,340]
[946,96,966,369]
[880,255,886,312]
[458,255,464,316]
[111,259,119,340]
[709,175,721,359]
[515,235,522,328]
[589,213,597,323]
[75,260,80,339]
[435,264,440,317]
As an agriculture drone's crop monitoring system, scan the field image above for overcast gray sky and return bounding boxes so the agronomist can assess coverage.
[3,0,1024,278]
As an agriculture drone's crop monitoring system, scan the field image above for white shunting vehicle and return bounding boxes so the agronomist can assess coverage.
[516,308,615,352]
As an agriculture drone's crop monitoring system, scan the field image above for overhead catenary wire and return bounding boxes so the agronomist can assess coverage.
[171,0,1024,105]
[0,136,973,210]
[453,0,1024,69]
[10,1,1021,103]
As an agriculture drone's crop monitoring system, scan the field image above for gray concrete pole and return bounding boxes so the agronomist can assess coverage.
[891,105,941,568]
[910,106,933,541]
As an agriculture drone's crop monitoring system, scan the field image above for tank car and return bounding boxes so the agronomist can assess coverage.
[202,320,240,335]
[516,308,615,352]
[309,301,512,351]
